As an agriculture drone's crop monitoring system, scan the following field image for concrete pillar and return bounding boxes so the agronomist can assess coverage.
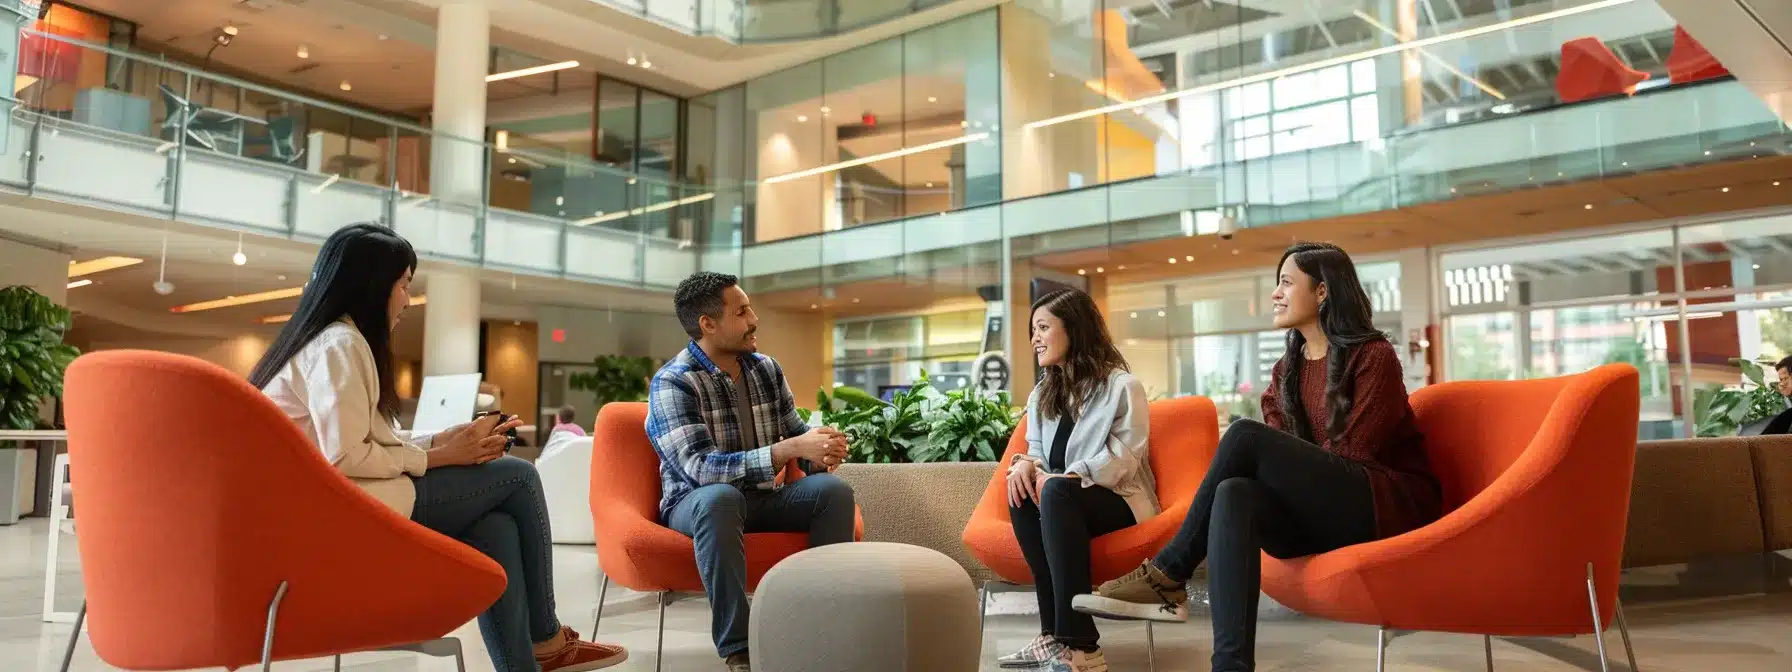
[429,0,489,205]
[422,269,482,376]
[1396,247,1435,391]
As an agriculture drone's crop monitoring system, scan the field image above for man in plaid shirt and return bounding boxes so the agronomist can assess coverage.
[646,272,855,672]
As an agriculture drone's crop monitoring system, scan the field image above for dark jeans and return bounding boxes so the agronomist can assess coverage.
[1010,478,1136,650]
[665,473,856,658]
[411,456,560,672]
[1152,419,1377,672]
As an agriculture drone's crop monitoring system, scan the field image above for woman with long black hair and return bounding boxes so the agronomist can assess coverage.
[1074,242,1442,671]
[997,288,1155,672]
[251,223,626,672]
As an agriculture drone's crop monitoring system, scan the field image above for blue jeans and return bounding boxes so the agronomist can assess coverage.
[665,473,856,658]
[411,456,561,672]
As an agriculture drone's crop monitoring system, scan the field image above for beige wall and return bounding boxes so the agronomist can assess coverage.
[0,238,71,305]
[754,112,840,242]
[484,321,540,422]
[1000,3,1106,199]
[757,307,832,409]
[84,333,274,377]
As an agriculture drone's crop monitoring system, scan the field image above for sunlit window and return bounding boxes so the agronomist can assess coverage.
[1223,60,1378,159]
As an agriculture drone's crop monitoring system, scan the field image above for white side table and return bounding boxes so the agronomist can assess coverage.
[0,431,75,624]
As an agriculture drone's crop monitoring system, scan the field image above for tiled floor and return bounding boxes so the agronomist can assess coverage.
[4,518,1790,671]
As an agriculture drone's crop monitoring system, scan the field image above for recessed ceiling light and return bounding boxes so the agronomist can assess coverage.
[276,274,287,281]
[1048,72,1056,78]
[1584,203,1593,210]
[810,304,818,309]
[1117,265,1126,270]
[1157,310,1166,317]
[1705,150,1712,156]
[377,33,389,40]
[1754,264,1762,270]
[296,44,309,59]
[927,96,937,103]
[1185,255,1193,262]
[852,297,860,303]
[339,81,352,91]
[1130,312,1137,319]
[797,115,808,122]
[1096,267,1105,273]
[820,106,831,114]
[627,56,637,66]
[960,120,968,128]
[1776,181,1783,186]
[1722,187,1731,193]
[1168,257,1178,264]
[640,59,652,69]
[1077,269,1087,275]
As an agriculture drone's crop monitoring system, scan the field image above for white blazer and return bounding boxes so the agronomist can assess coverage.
[261,320,437,517]
[1024,370,1159,523]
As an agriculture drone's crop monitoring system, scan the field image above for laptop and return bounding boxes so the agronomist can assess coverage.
[411,373,484,435]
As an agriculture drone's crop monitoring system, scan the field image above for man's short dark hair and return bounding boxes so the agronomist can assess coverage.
[675,272,739,340]
[1777,355,1792,374]
[556,405,577,424]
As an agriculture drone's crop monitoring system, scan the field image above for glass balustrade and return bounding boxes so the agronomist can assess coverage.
[1,4,1784,296]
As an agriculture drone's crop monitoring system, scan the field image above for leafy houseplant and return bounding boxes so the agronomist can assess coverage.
[567,355,658,406]
[0,286,80,430]
[807,373,1020,464]
[1692,357,1786,437]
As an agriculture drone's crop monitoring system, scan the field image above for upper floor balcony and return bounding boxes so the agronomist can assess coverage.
[1,0,1785,302]
[579,0,963,43]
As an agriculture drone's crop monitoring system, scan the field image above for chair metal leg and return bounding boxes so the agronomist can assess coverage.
[1146,621,1157,671]
[1375,627,1388,672]
[1484,634,1493,671]
[261,582,289,671]
[452,638,467,672]
[978,583,989,639]
[58,601,85,672]
[654,591,670,672]
[1585,563,1611,672]
[332,654,341,671]
[1615,597,1638,671]
[592,574,611,636]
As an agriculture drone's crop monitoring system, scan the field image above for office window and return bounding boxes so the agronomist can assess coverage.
[1222,60,1378,159]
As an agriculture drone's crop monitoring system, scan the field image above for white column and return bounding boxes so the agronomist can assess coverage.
[1397,247,1435,392]
[430,0,489,205]
[423,269,482,376]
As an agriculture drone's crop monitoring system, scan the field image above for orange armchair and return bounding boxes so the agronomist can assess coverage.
[961,395,1219,655]
[59,351,505,671]
[587,403,862,660]
[1260,364,1641,670]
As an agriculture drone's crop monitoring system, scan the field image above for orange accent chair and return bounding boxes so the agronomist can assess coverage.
[1667,25,1731,85]
[1555,37,1648,103]
[588,402,863,666]
[59,351,505,671]
[961,396,1219,664]
[1260,364,1642,670]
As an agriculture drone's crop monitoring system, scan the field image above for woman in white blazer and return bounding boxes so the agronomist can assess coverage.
[249,223,625,672]
[998,287,1156,672]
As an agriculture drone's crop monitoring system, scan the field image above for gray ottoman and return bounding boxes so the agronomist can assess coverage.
[749,542,980,671]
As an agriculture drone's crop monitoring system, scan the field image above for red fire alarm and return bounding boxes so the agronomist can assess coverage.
[861,112,877,126]
[551,328,566,343]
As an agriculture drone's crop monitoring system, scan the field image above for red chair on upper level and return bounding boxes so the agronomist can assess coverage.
[1667,25,1730,84]
[1556,37,1648,103]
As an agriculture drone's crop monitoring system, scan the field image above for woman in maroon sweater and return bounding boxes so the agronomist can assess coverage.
[1075,242,1442,671]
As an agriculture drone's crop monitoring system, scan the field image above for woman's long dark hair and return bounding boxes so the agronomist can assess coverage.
[1275,242,1384,442]
[249,223,417,419]
[1032,288,1129,422]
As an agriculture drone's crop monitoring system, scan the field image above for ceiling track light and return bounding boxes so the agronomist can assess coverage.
[486,60,580,82]
[153,231,174,296]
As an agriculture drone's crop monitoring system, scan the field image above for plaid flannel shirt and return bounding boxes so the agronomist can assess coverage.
[646,342,812,520]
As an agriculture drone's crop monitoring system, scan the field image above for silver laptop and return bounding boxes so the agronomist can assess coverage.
[411,373,483,435]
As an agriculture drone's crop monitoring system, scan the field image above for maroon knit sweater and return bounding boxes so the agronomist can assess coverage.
[1260,339,1442,539]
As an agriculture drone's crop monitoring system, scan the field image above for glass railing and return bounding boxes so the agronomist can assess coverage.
[3,26,699,288]
[593,0,958,43]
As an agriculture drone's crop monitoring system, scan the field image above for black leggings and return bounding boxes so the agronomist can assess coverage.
[1010,477,1136,650]
[1152,419,1377,672]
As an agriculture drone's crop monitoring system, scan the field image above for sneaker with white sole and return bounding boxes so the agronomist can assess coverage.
[1071,561,1190,623]
[997,633,1063,668]
[1035,646,1108,672]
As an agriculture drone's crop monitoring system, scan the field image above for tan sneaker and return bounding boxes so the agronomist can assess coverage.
[534,626,628,671]
[725,651,752,672]
[1071,561,1189,623]
[1038,646,1109,672]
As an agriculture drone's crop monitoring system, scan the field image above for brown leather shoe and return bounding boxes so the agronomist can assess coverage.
[535,626,628,671]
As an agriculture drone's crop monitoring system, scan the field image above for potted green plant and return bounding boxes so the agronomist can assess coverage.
[912,383,1019,463]
[567,355,658,406]
[809,384,927,464]
[0,286,80,430]
[1692,357,1786,437]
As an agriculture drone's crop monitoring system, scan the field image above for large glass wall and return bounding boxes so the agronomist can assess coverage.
[832,307,987,394]
[688,9,1001,245]
[1439,214,1792,439]
[1109,261,1405,422]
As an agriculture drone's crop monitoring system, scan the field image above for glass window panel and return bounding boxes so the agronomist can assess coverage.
[1441,229,1675,306]
[1273,67,1350,110]
[1446,312,1519,381]
[1226,82,1271,119]
[1272,100,1351,154]
[1350,95,1381,142]
[747,60,825,242]
[595,79,639,170]
[1676,215,1792,293]
[1351,59,1377,95]
[638,89,680,179]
